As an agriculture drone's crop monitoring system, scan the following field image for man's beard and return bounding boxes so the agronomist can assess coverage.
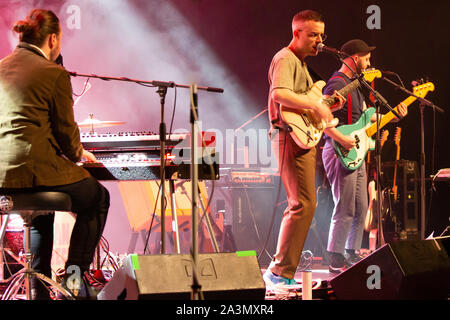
[356,62,367,74]
[49,48,60,62]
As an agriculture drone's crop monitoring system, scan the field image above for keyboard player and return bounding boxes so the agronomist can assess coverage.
[0,9,109,299]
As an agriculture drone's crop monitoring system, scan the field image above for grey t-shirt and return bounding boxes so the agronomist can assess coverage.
[267,47,313,126]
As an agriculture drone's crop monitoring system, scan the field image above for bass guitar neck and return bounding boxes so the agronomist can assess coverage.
[333,82,434,171]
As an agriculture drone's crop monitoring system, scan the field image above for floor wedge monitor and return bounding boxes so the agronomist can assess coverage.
[330,238,450,300]
[98,252,266,300]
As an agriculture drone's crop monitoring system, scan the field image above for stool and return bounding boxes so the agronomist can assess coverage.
[0,192,75,300]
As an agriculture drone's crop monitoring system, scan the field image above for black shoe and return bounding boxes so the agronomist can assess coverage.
[345,249,364,266]
[328,252,350,274]
[329,264,348,274]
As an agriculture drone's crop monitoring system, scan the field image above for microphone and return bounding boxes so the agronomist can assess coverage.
[316,43,343,55]
[55,54,64,66]
[382,70,406,88]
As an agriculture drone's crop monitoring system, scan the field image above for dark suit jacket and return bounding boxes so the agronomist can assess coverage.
[0,42,90,188]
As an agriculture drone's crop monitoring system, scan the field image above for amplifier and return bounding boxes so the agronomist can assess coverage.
[381,160,419,238]
[231,170,274,184]
[207,168,281,266]
[217,168,276,185]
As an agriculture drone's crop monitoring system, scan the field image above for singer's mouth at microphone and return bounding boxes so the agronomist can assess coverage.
[314,43,324,53]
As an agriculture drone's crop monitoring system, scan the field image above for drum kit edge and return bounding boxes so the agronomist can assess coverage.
[78,113,126,132]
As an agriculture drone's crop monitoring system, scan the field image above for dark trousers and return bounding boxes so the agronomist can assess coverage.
[29,176,110,278]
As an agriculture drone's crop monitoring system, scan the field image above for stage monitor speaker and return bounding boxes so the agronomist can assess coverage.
[97,252,266,300]
[330,238,450,300]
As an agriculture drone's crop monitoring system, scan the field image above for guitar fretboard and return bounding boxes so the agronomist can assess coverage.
[339,79,361,97]
[366,95,416,137]
[323,79,361,107]
[366,82,434,137]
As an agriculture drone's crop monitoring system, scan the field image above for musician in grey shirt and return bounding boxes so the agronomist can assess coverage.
[264,10,343,286]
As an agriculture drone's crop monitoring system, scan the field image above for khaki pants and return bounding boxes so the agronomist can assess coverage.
[268,128,317,279]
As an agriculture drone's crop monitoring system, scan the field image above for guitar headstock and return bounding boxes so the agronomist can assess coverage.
[412,79,435,98]
[381,129,389,147]
[394,127,401,146]
[362,69,382,82]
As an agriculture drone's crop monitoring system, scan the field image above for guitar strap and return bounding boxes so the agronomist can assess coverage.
[329,75,353,125]
[307,65,325,82]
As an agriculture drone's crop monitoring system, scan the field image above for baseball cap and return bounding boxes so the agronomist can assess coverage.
[340,39,376,56]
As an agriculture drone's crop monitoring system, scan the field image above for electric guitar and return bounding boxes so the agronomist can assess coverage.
[392,127,402,201]
[280,69,382,149]
[364,129,389,232]
[333,82,435,170]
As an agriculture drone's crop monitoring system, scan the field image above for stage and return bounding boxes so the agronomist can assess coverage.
[0,259,336,301]
[0,0,449,304]
[263,265,336,301]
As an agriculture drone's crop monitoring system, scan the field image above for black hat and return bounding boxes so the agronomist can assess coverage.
[340,39,376,56]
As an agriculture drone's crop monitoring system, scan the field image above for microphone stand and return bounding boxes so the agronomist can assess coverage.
[333,53,401,248]
[68,71,223,254]
[234,108,268,133]
[189,84,202,300]
[381,76,444,239]
[156,82,172,254]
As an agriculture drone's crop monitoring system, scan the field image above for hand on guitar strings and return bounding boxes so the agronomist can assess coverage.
[313,99,334,125]
[338,135,357,151]
[328,90,347,112]
[392,102,408,122]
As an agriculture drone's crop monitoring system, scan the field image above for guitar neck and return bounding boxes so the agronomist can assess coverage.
[339,79,361,97]
[366,95,416,137]
[323,79,361,107]
[392,140,401,200]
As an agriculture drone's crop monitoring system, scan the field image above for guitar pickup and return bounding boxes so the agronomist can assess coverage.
[301,114,311,126]
[354,135,360,149]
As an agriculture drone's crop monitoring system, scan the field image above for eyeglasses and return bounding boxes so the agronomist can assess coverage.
[297,29,327,42]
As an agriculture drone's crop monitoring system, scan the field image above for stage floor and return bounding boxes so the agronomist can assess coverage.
[0,261,335,301]
[262,263,337,300]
